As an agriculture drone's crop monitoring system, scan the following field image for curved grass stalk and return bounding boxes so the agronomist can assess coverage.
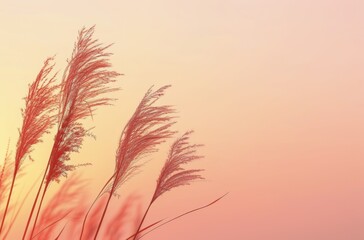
[132,131,203,240]
[92,85,175,239]
[1,57,58,237]
[127,193,228,240]
[24,26,120,240]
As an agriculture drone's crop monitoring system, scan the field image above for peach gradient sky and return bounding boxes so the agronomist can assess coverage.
[0,1,364,239]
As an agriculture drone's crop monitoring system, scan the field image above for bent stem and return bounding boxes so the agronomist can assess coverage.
[125,219,164,240]
[128,193,228,240]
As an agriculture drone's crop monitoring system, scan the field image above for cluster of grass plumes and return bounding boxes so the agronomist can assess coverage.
[0,26,225,240]
[90,85,176,239]
[0,58,59,234]
[47,26,120,184]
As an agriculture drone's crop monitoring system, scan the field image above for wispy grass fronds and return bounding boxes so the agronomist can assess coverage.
[24,26,121,240]
[15,58,59,173]
[0,25,222,240]
[112,85,176,189]
[93,85,176,239]
[153,131,204,201]
[0,57,59,235]
[48,26,120,183]
[132,131,204,240]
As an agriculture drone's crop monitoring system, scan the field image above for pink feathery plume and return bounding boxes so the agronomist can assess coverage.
[132,131,204,240]
[0,57,59,235]
[15,58,59,173]
[112,85,176,190]
[92,85,176,239]
[152,130,204,202]
[47,26,120,183]
[24,26,120,240]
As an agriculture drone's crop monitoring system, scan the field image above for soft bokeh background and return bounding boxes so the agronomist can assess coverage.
[1,1,364,239]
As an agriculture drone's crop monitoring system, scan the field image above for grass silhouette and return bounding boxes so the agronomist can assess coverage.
[0,26,225,240]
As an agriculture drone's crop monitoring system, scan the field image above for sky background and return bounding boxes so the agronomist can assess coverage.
[0,1,364,239]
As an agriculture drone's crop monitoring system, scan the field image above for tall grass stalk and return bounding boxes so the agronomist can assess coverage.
[0,25,223,240]
[132,131,204,240]
[0,58,58,236]
[91,85,176,239]
[23,26,120,240]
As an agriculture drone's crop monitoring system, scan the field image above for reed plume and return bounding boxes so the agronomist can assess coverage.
[0,58,59,235]
[153,131,204,201]
[47,26,120,183]
[23,26,120,240]
[132,131,204,240]
[15,58,59,173]
[91,85,176,239]
[0,25,223,240]
[112,85,175,189]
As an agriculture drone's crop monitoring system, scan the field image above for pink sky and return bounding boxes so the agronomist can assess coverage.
[0,1,364,239]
